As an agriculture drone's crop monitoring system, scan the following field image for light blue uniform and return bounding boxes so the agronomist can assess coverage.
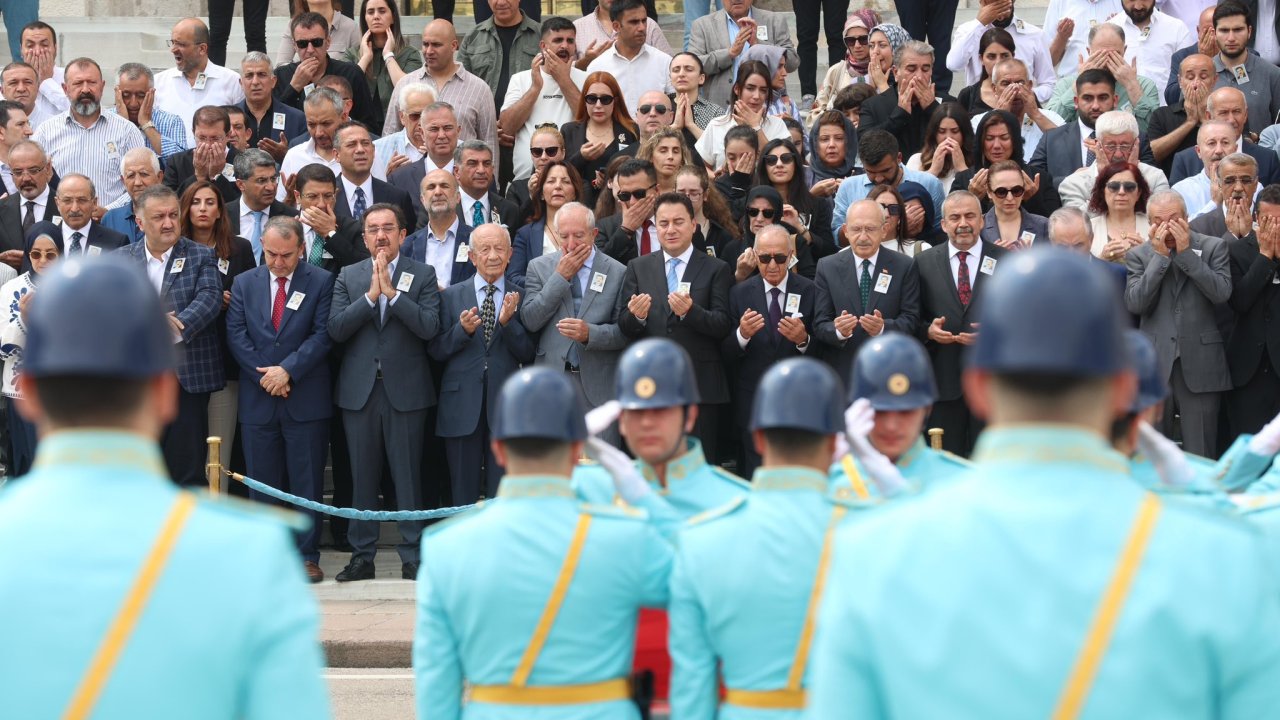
[809,426,1280,719]
[574,438,749,520]
[1210,435,1280,492]
[0,431,331,720]
[670,468,840,720]
[1129,435,1275,511]
[414,474,673,720]
[826,438,971,503]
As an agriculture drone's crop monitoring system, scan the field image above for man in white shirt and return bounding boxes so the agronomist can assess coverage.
[575,0,673,68]
[17,22,68,130]
[1172,119,1239,215]
[1106,0,1194,94]
[501,17,587,181]
[279,87,344,201]
[237,148,297,261]
[1042,0,1123,73]
[947,0,1058,101]
[586,0,673,117]
[373,83,434,182]
[408,168,466,290]
[972,59,1065,162]
[154,18,247,146]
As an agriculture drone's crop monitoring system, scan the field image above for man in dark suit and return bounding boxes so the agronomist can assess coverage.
[162,105,241,204]
[402,169,478,289]
[234,149,300,263]
[238,51,307,162]
[1189,152,1259,239]
[225,216,334,583]
[327,203,441,582]
[273,12,376,128]
[53,174,129,257]
[596,159,656,266]
[724,224,817,477]
[914,190,1008,456]
[333,122,416,227]
[0,141,59,267]
[454,140,520,230]
[619,191,733,462]
[429,224,535,502]
[815,199,922,381]
[388,102,462,230]
[118,186,224,486]
[1029,69,1117,191]
[1168,87,1280,185]
[1226,183,1280,436]
[858,41,953,160]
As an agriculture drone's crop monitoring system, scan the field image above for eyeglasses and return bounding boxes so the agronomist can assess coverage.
[616,185,656,202]
[166,39,199,49]
[364,224,400,236]
[746,207,776,219]
[584,94,615,106]
[992,186,1025,198]
[1101,142,1135,154]
[844,35,869,47]
[295,37,326,49]
[1106,181,1138,193]
[28,250,58,260]
[638,104,669,115]
[678,188,703,199]
[1222,175,1257,186]
[530,146,560,158]
[757,252,789,265]
[763,153,796,166]
[12,165,45,177]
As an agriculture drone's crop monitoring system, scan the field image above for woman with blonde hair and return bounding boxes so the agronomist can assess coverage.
[637,126,693,194]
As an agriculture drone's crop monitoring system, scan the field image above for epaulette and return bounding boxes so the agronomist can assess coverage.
[424,501,488,536]
[190,490,310,532]
[580,502,649,521]
[828,489,887,511]
[1233,492,1280,515]
[711,466,751,489]
[685,495,747,526]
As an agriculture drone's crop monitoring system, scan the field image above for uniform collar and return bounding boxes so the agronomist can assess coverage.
[896,437,927,469]
[496,473,576,499]
[752,466,828,492]
[972,424,1128,474]
[640,437,706,488]
[31,429,169,478]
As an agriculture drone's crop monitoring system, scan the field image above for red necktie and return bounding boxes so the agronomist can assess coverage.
[272,276,287,330]
[956,251,972,306]
[640,221,652,256]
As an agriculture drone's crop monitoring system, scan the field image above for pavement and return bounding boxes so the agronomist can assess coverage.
[315,550,417,668]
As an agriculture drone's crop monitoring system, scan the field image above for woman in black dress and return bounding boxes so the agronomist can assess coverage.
[561,71,638,210]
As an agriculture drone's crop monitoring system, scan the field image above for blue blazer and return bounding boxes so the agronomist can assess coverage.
[118,238,224,394]
[507,219,546,288]
[1169,140,1280,186]
[225,262,335,425]
[402,221,477,287]
[427,278,536,437]
[100,205,144,244]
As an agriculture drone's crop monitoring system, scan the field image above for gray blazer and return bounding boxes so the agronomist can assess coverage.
[520,249,629,407]
[327,255,441,412]
[688,8,799,107]
[1124,232,1233,394]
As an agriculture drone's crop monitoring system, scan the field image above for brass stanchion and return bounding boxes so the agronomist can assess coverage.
[206,436,223,495]
[928,428,944,451]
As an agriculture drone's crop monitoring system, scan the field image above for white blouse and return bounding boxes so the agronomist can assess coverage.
[0,272,37,398]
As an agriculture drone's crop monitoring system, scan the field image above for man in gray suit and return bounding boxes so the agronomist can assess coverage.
[1125,190,1232,456]
[688,0,798,107]
[521,202,629,447]
[327,203,441,582]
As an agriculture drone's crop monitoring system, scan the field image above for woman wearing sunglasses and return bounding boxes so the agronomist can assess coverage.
[275,0,361,65]
[954,109,1061,217]
[955,28,1015,116]
[1088,161,1151,262]
[675,165,740,258]
[0,222,63,475]
[808,10,882,125]
[727,186,816,282]
[508,160,584,287]
[695,61,791,172]
[979,159,1049,250]
[755,139,838,259]
[868,184,917,258]
[507,124,566,225]
[562,71,638,209]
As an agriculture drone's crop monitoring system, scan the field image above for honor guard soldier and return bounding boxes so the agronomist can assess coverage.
[810,247,1280,719]
[669,358,845,719]
[414,367,672,720]
[828,332,971,503]
[0,257,330,719]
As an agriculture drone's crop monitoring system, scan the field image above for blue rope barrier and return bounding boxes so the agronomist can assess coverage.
[230,473,477,521]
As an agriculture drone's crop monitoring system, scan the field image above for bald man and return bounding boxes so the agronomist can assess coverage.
[1168,87,1280,185]
[153,18,246,146]
[383,19,497,154]
[1149,53,1215,175]
[403,169,478,289]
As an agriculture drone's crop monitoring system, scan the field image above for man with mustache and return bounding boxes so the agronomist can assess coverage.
[500,17,586,182]
[1057,109,1170,210]
[373,83,435,182]
[54,173,129,257]
[1190,152,1259,241]
[0,140,58,267]
[32,58,146,209]
[1168,86,1280,185]
[153,18,246,147]
[1170,120,1239,220]
[1102,0,1194,92]
[912,190,1009,456]
[16,22,69,129]
[402,169,477,289]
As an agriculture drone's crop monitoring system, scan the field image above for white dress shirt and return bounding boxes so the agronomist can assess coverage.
[340,175,374,217]
[61,220,94,254]
[268,269,294,298]
[277,140,341,200]
[947,16,1058,101]
[473,272,506,315]
[585,44,674,119]
[145,245,173,295]
[1106,10,1194,99]
[423,218,461,289]
[949,240,985,290]
[1042,0,1124,75]
[153,62,247,146]
[424,157,455,175]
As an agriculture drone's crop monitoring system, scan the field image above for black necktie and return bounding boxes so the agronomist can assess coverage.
[22,201,35,234]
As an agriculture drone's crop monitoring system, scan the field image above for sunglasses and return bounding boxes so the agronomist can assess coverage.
[529,146,560,158]
[746,207,776,219]
[1106,181,1138,193]
[881,203,902,216]
[638,104,669,115]
[616,186,655,202]
[29,250,59,260]
[763,153,796,166]
[757,252,789,265]
[992,186,1025,198]
[584,94,615,106]
[844,35,869,47]
[294,37,326,49]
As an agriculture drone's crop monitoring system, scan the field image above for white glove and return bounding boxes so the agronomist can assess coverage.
[843,398,908,499]
[1249,409,1280,456]
[832,432,849,465]
[586,436,651,503]
[1136,421,1195,489]
[586,400,622,437]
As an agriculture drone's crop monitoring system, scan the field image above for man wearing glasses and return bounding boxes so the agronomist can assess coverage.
[1059,110,1169,209]
[273,12,377,129]
[597,159,658,264]
[153,18,246,147]
[500,18,586,183]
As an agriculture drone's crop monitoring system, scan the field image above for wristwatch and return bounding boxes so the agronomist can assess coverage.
[140,122,157,132]
[326,229,337,239]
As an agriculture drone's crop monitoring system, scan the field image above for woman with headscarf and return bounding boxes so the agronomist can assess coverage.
[865,23,911,93]
[741,44,801,121]
[0,221,64,476]
[808,9,882,125]
[725,186,816,282]
[808,109,859,192]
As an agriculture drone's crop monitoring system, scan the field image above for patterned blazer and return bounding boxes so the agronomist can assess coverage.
[119,237,225,394]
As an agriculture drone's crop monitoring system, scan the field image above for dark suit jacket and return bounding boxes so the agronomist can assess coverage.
[402,220,478,287]
[240,98,308,150]
[428,278,536,437]
[1029,121,1085,191]
[979,208,1051,248]
[315,215,371,275]
[596,213,640,266]
[273,58,377,128]
[0,192,60,253]
[226,262,335,424]
[1190,206,1229,238]
[915,241,1009,401]
[1169,141,1280,186]
[1227,233,1280,385]
[858,91,952,160]
[723,273,817,427]
[327,255,441,411]
[508,219,547,288]
[618,249,734,403]
[163,146,241,204]
[335,176,417,231]
[118,237,225,394]
[76,223,130,252]
[814,248,922,380]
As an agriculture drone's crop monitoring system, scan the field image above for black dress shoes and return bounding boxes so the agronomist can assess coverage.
[335,557,375,582]
[402,562,419,580]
